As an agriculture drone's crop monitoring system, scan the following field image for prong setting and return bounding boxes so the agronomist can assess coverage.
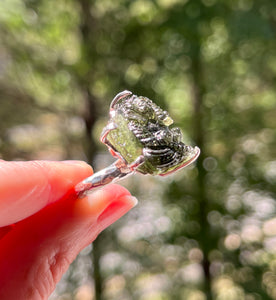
[110,90,133,109]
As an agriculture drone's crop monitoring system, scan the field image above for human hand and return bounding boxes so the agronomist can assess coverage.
[0,160,137,299]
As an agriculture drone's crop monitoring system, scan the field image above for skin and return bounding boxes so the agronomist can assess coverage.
[0,160,137,299]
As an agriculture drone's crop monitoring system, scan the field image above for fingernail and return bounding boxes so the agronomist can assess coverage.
[89,190,138,207]
[124,195,138,207]
[96,194,138,227]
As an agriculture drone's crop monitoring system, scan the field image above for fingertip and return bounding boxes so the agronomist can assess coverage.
[50,160,93,185]
[74,184,137,225]
[60,160,93,171]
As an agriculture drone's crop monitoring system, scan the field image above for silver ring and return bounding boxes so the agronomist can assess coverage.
[75,91,200,196]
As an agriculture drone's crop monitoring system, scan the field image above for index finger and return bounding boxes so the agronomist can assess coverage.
[0,160,93,227]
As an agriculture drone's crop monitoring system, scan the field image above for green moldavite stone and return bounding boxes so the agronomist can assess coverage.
[103,113,143,165]
[101,91,199,176]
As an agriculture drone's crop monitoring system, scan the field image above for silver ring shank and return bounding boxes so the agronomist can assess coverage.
[75,160,133,195]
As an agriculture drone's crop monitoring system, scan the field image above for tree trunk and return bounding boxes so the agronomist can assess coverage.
[82,88,103,300]
[190,44,212,299]
[78,1,104,299]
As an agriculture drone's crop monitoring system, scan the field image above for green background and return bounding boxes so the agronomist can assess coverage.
[0,0,276,299]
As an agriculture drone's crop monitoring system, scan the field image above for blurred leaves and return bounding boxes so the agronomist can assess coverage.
[0,0,276,299]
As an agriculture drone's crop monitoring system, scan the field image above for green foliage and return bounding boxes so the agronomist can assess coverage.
[0,0,276,299]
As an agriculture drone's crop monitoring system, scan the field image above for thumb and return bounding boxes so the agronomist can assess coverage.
[0,184,137,300]
[0,160,93,226]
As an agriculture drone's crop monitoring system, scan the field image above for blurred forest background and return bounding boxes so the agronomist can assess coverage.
[1,0,276,299]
